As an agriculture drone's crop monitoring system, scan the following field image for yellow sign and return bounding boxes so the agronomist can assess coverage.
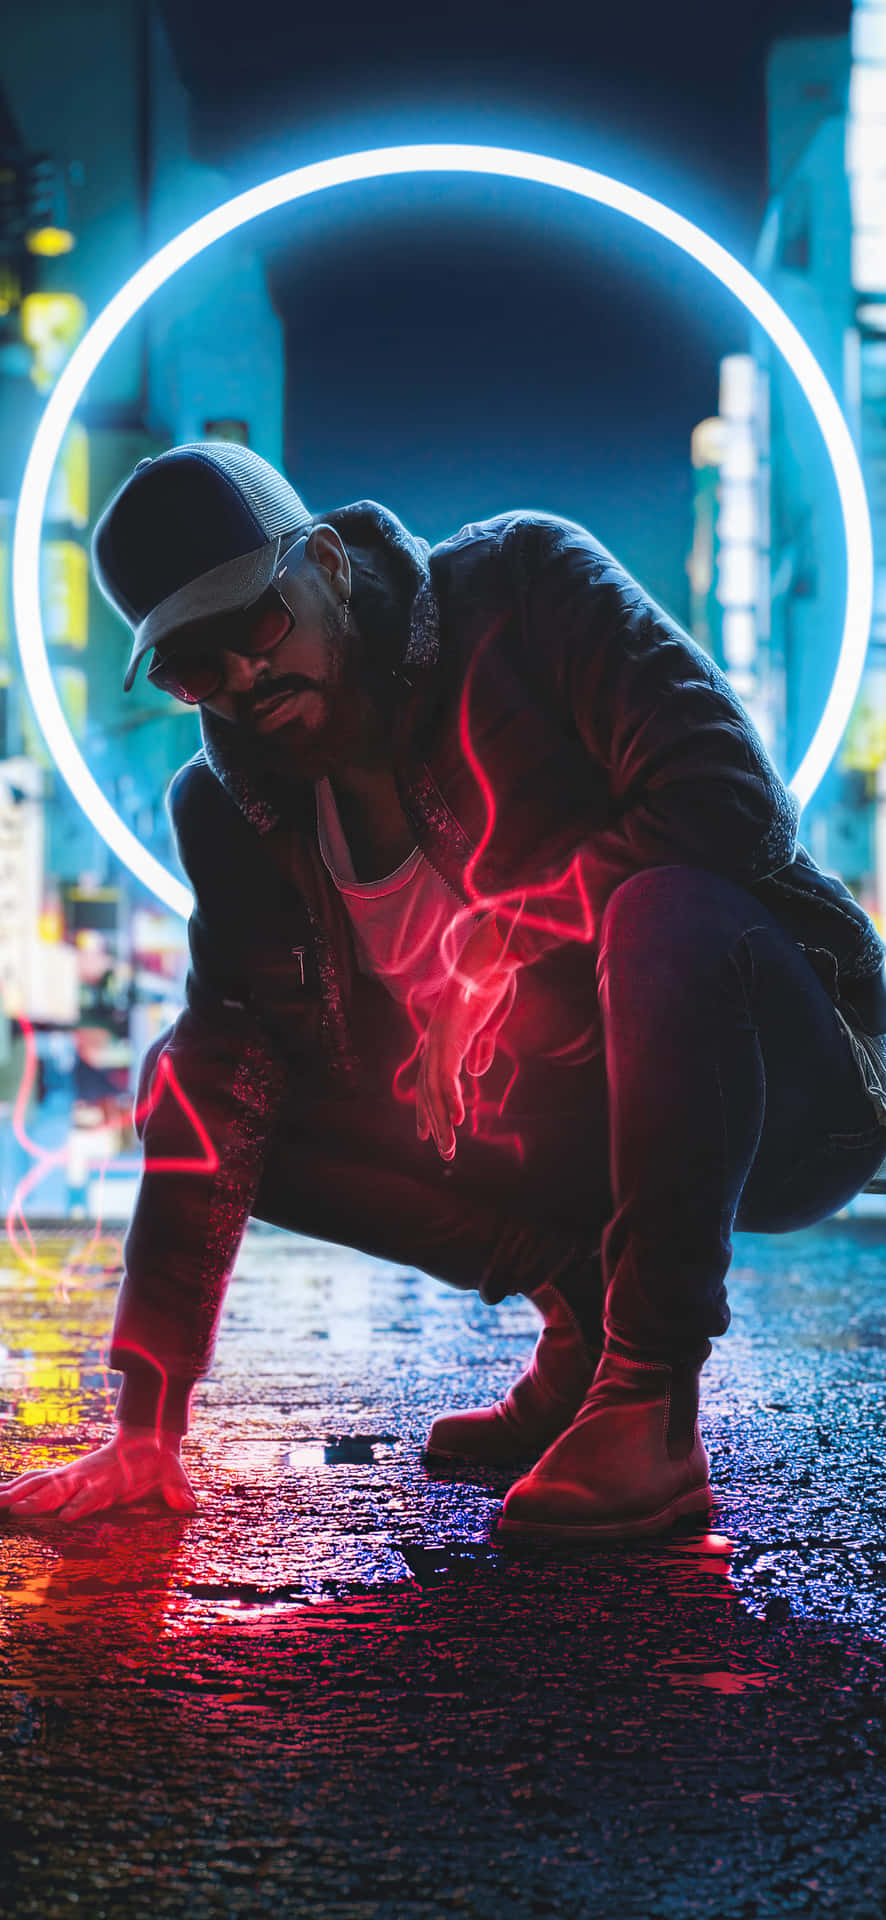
[0,261,19,317]
[57,666,87,739]
[839,670,886,773]
[21,291,87,392]
[47,423,89,529]
[20,704,51,771]
[40,541,88,648]
[0,532,8,653]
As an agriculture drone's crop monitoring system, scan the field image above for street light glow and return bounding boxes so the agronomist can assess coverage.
[12,142,874,919]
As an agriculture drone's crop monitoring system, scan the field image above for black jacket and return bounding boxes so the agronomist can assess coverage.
[113,506,886,1433]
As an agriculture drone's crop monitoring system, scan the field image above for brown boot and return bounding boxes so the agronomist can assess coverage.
[496,1348,713,1542]
[424,1283,600,1467]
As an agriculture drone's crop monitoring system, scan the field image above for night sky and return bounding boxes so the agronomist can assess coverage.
[160,0,852,626]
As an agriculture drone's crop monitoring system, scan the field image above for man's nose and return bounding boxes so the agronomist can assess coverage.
[217,648,272,694]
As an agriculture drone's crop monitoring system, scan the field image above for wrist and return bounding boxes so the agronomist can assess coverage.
[467,910,519,971]
[113,1363,194,1438]
[116,1421,183,1455]
[488,910,522,969]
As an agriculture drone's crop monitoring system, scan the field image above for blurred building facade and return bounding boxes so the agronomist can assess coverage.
[688,6,886,931]
[0,0,284,1212]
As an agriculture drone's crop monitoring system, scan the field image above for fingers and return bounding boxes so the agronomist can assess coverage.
[421,1094,455,1160]
[465,1034,496,1077]
[6,1474,77,1517]
[416,1050,459,1160]
[5,1467,197,1522]
[60,1473,177,1519]
[56,1481,110,1521]
[417,1097,455,1159]
[0,1472,55,1505]
[465,976,517,1077]
[0,1438,198,1524]
[416,968,516,1158]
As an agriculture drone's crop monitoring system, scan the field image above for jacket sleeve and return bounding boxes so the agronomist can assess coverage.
[110,761,289,1437]
[512,517,799,943]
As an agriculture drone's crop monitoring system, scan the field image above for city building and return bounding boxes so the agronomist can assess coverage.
[0,0,285,1212]
[688,7,886,930]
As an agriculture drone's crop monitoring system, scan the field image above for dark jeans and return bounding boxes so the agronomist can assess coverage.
[252,866,886,1362]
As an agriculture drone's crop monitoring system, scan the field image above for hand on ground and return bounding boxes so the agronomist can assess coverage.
[0,1428,198,1522]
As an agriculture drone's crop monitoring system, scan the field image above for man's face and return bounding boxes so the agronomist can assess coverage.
[171,526,370,779]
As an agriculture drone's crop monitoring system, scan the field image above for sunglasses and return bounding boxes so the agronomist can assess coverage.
[146,535,309,706]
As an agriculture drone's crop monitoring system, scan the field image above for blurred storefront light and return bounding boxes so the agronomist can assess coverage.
[709,354,772,727]
[848,0,886,298]
[20,291,87,394]
[24,225,75,259]
[39,541,87,648]
[717,545,758,609]
[691,417,727,469]
[843,0,886,804]
[45,425,88,531]
[856,300,886,331]
[722,610,758,670]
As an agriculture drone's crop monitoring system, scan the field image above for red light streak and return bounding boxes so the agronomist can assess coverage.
[392,626,600,1150]
[5,1016,69,1281]
[456,629,595,946]
[2,1024,217,1439]
[98,1336,175,1448]
[130,1053,219,1176]
[4,1024,214,1439]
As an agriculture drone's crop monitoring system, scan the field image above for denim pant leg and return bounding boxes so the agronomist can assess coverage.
[251,1083,606,1323]
[595,863,886,1363]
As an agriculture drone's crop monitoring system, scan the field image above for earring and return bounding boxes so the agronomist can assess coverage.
[341,598,350,632]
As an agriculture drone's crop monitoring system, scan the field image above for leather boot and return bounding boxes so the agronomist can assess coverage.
[496,1348,713,1541]
[424,1282,600,1467]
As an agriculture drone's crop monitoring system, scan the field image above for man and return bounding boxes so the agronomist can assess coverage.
[2,442,885,1536]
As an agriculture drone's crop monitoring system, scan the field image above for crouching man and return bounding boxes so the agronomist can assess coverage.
[2,443,885,1539]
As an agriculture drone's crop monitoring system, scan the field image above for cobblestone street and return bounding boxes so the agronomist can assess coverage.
[2,1217,886,1917]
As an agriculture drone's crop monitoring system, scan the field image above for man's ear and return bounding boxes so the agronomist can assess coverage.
[307,523,350,598]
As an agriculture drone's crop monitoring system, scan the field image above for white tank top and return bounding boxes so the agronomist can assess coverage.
[315,777,476,1016]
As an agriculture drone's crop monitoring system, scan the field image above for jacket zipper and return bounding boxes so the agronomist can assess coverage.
[417,842,468,905]
[394,749,474,909]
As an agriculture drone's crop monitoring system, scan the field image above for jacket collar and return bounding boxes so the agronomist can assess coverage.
[199,499,440,835]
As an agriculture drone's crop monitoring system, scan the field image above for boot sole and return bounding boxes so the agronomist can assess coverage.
[422,1443,537,1470]
[495,1484,715,1545]
[423,1418,583,1469]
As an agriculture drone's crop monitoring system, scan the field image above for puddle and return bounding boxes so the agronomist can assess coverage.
[287,1434,398,1470]
[661,1532,735,1558]
[399,1541,494,1586]
[661,1657,780,1695]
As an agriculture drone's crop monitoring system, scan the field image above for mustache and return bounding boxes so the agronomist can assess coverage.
[238,674,319,720]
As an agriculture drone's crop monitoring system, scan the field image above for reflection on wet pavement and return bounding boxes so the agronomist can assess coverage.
[2,1218,886,1913]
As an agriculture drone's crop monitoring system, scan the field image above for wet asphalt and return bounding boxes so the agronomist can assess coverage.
[2,1215,886,1918]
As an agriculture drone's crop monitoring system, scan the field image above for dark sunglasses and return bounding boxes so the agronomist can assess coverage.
[146,535,309,706]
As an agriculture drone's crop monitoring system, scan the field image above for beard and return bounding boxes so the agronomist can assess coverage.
[257,701,348,780]
[249,607,385,782]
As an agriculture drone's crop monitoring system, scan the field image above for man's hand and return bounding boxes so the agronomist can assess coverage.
[416,912,519,1161]
[0,1426,198,1522]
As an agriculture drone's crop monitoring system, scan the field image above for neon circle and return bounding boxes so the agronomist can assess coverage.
[13,143,873,920]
